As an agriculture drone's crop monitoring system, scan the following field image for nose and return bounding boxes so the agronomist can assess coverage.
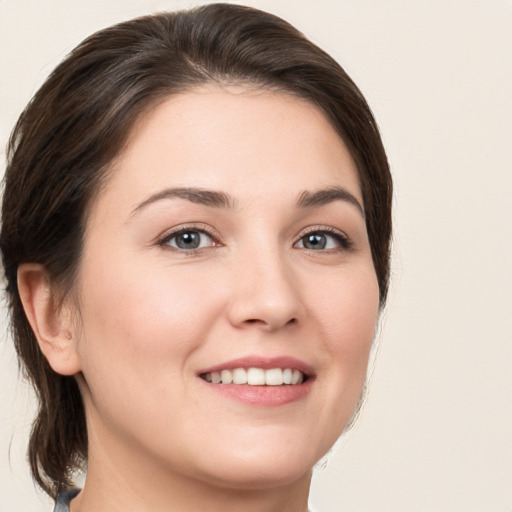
[227,247,305,331]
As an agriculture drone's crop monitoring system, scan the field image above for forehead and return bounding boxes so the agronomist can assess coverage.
[94,86,362,216]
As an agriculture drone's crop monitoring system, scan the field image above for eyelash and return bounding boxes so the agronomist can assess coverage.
[158,224,221,253]
[294,226,353,252]
[157,224,352,253]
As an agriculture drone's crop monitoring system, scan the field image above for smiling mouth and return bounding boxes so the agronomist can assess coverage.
[200,367,305,386]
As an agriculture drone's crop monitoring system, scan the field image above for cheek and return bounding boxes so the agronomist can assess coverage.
[74,254,226,398]
[314,265,380,382]
[290,264,380,458]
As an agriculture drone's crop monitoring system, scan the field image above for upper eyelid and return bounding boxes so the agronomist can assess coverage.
[294,225,353,250]
[296,225,349,240]
[157,223,221,245]
[155,223,351,247]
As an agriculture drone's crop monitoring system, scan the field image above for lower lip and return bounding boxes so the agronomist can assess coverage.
[201,379,313,406]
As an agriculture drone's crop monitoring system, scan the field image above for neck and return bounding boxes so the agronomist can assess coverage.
[71,422,311,512]
[72,463,311,512]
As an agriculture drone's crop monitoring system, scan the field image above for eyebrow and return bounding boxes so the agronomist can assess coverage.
[296,186,365,217]
[130,187,236,217]
[130,185,364,217]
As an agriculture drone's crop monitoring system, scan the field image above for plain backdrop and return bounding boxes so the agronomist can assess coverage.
[1,1,511,511]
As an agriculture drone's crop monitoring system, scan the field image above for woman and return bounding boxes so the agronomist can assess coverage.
[0,4,391,511]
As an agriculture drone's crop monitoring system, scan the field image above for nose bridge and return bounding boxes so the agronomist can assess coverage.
[227,239,303,330]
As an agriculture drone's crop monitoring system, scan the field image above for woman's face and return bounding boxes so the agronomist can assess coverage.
[72,86,380,489]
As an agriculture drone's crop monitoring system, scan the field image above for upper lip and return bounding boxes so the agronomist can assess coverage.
[198,355,314,378]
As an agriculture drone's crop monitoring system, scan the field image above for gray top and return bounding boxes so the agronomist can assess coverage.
[53,489,80,512]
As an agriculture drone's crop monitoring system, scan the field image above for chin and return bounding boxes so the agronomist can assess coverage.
[188,427,333,491]
[199,456,314,491]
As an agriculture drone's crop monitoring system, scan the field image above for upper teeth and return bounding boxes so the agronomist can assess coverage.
[202,368,304,386]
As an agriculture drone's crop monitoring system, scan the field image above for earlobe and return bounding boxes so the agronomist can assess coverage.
[17,263,82,376]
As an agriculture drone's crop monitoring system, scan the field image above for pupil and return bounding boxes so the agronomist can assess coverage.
[305,234,326,249]
[177,231,200,249]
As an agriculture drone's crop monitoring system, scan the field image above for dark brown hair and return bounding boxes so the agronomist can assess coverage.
[0,3,392,498]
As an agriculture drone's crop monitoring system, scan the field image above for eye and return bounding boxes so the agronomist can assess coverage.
[295,229,351,251]
[161,228,216,251]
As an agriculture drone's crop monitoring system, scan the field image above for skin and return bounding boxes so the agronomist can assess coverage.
[19,86,380,512]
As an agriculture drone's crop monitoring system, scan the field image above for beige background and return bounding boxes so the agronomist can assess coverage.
[1,1,511,511]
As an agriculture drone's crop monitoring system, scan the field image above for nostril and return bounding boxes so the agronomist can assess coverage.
[244,317,297,327]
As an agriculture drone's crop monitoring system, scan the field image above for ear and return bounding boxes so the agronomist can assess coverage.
[17,263,82,376]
